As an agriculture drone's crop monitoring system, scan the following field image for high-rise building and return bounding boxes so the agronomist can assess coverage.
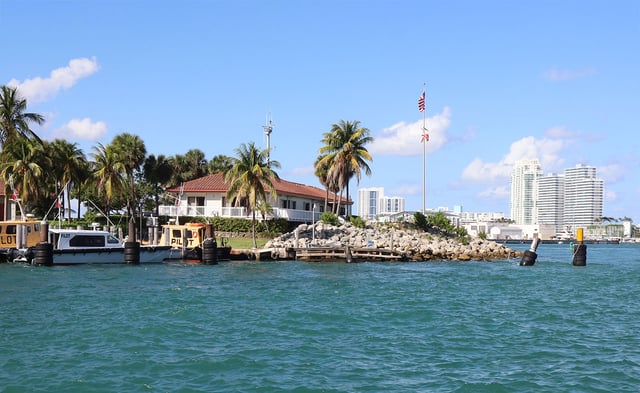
[510,159,542,224]
[357,187,405,221]
[537,173,565,233]
[563,164,603,230]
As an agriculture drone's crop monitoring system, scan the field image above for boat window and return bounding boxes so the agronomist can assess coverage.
[69,235,106,247]
[172,229,182,237]
[107,235,121,244]
[5,225,16,234]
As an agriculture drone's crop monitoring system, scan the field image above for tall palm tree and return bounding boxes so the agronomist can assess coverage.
[224,142,280,248]
[208,154,237,174]
[91,142,127,218]
[0,138,48,211]
[184,149,208,179]
[47,139,88,220]
[0,85,44,147]
[318,120,373,217]
[314,154,340,214]
[111,133,147,217]
[143,154,173,216]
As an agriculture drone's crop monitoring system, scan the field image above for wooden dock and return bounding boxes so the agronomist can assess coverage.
[293,246,405,262]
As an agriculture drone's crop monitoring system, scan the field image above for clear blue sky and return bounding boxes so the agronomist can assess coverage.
[2,1,639,221]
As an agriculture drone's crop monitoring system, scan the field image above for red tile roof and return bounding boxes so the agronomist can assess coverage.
[167,173,351,204]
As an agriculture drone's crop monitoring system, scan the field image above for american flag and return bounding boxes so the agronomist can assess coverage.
[421,130,429,142]
[418,91,425,112]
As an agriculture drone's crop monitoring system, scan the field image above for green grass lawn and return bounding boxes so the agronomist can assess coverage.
[223,237,269,249]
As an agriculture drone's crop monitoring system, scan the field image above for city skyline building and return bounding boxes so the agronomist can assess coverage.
[357,187,405,221]
[537,173,565,233]
[562,164,603,230]
[510,159,542,225]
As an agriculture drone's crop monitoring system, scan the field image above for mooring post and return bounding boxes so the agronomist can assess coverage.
[519,233,540,266]
[33,221,53,266]
[572,228,587,266]
[124,218,140,264]
[202,224,218,265]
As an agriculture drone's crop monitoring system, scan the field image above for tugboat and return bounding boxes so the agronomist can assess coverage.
[160,221,231,261]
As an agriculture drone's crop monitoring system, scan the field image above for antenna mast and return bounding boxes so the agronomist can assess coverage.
[262,113,274,166]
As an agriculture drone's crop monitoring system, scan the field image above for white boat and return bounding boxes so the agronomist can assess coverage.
[14,227,175,265]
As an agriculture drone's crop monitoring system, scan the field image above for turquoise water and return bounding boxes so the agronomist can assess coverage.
[2,243,640,392]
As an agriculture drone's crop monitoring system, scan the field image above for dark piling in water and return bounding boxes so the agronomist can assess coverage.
[202,224,218,265]
[572,228,587,266]
[124,219,140,264]
[519,234,540,266]
[33,221,53,266]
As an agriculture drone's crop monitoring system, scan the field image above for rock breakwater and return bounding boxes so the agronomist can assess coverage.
[265,222,522,262]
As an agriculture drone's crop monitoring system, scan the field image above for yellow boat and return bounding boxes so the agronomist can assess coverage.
[160,222,231,261]
[0,218,43,262]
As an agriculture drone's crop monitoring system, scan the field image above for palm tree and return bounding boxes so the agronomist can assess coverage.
[314,154,340,214]
[318,120,373,217]
[47,139,88,220]
[0,138,48,211]
[0,85,44,148]
[111,133,147,217]
[208,154,237,174]
[91,142,127,218]
[143,154,173,216]
[224,142,280,248]
[184,149,208,179]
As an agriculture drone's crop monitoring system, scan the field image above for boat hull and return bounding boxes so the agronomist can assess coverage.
[49,246,174,265]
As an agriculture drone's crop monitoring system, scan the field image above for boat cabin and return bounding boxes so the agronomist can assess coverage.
[160,222,206,250]
[0,219,42,249]
[48,228,123,250]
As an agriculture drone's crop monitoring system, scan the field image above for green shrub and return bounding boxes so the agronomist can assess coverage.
[320,212,339,226]
[414,211,429,231]
[349,215,366,228]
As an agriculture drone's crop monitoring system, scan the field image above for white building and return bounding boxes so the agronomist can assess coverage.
[357,187,405,221]
[563,164,603,230]
[537,173,565,233]
[510,159,542,225]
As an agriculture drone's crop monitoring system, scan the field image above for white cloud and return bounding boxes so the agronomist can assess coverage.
[7,57,99,104]
[598,164,625,184]
[542,67,596,81]
[461,131,573,183]
[53,118,107,141]
[389,183,420,196]
[478,185,510,199]
[605,189,617,202]
[369,107,452,156]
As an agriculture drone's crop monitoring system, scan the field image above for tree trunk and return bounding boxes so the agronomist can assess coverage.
[251,210,257,248]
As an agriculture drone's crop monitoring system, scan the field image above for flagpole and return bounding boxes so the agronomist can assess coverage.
[419,82,427,214]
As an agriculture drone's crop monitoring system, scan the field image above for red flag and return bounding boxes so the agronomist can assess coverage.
[418,91,425,112]
[11,191,17,201]
[56,198,61,208]
[421,130,429,142]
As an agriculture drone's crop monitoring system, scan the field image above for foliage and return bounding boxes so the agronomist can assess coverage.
[427,211,455,232]
[0,85,44,146]
[208,154,237,174]
[316,120,373,216]
[223,142,281,248]
[349,215,366,228]
[413,211,429,231]
[320,211,339,226]
[478,230,488,240]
